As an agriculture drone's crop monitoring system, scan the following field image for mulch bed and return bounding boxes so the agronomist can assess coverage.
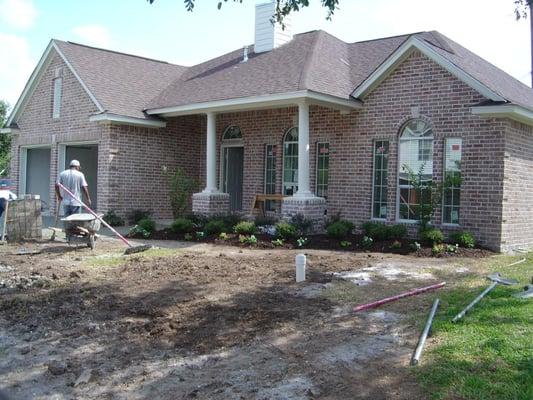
[129,229,493,258]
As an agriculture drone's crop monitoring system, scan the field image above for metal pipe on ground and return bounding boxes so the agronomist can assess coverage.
[451,272,518,323]
[411,298,440,366]
[352,282,446,313]
[56,182,151,255]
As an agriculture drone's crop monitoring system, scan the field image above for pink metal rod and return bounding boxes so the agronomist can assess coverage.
[57,182,132,248]
[353,282,446,312]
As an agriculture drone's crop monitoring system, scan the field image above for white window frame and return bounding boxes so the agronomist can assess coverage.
[371,139,389,221]
[441,137,462,226]
[396,120,434,224]
[282,127,298,196]
[315,141,329,199]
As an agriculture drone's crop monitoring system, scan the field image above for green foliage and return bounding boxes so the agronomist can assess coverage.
[449,231,475,248]
[102,210,125,227]
[195,231,205,240]
[296,237,308,248]
[339,240,352,248]
[239,234,257,245]
[233,221,256,235]
[361,221,388,241]
[290,214,313,235]
[218,232,229,240]
[164,167,197,218]
[204,219,226,235]
[431,243,445,256]
[0,100,10,176]
[389,240,402,249]
[361,236,373,248]
[275,221,297,239]
[446,243,459,253]
[128,225,151,238]
[326,220,354,239]
[421,228,444,246]
[170,217,194,234]
[410,241,421,251]
[184,233,193,241]
[255,215,278,226]
[271,238,284,247]
[388,224,407,240]
[138,217,156,233]
[127,209,152,225]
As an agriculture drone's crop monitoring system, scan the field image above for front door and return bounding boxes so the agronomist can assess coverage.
[223,146,244,211]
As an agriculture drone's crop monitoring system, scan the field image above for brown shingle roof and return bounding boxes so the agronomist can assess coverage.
[55,30,533,117]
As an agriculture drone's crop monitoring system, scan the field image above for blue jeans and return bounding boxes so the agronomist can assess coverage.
[64,205,81,217]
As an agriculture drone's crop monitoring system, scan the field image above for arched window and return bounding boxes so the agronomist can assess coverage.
[222,125,242,141]
[398,119,433,221]
[283,127,298,195]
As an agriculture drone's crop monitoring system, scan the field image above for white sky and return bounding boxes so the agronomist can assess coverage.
[0,0,531,109]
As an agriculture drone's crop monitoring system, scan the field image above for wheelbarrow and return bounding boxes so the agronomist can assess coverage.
[61,213,102,250]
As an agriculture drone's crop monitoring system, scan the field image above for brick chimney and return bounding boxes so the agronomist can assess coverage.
[254,1,293,53]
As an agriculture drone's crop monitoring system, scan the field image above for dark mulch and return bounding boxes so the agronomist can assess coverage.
[128,229,493,258]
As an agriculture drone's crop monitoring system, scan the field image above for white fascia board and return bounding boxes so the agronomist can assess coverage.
[0,128,20,135]
[351,37,506,103]
[89,113,167,128]
[145,90,361,117]
[7,40,104,127]
[471,104,533,126]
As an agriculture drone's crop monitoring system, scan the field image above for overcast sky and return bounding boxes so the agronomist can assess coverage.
[0,0,531,108]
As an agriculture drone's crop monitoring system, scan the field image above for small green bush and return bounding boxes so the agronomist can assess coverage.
[128,225,151,238]
[339,240,352,248]
[138,217,156,233]
[449,231,475,248]
[389,240,402,249]
[326,220,354,239]
[275,222,297,239]
[361,221,388,241]
[296,237,309,248]
[361,236,373,248]
[127,209,152,225]
[103,210,124,227]
[204,219,226,235]
[170,218,194,234]
[271,238,284,247]
[388,224,407,240]
[291,214,313,235]
[234,221,256,235]
[420,228,444,245]
[432,243,445,256]
[218,232,229,241]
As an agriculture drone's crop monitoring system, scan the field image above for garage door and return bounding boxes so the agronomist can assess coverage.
[26,147,51,212]
[65,145,98,209]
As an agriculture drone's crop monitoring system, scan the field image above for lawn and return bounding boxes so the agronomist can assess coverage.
[415,254,533,400]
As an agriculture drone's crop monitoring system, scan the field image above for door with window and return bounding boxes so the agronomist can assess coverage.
[221,126,244,211]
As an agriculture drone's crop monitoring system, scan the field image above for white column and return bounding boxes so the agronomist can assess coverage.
[203,112,218,193]
[295,101,312,197]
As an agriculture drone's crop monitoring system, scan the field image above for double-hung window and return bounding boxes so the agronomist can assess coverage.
[315,142,329,198]
[442,138,462,224]
[264,144,277,211]
[372,140,389,219]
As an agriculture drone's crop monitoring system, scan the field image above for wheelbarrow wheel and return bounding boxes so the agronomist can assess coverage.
[88,234,95,250]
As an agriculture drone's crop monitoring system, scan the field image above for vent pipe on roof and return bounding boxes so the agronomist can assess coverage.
[254,1,293,54]
[242,45,249,63]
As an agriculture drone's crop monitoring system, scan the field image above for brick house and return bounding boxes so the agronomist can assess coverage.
[3,2,533,252]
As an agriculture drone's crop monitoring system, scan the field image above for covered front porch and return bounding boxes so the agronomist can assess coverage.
[146,91,361,229]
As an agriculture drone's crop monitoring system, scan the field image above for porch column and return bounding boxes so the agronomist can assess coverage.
[296,101,312,197]
[203,112,218,193]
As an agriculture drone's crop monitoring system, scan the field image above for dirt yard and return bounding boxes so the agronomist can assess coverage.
[0,236,494,399]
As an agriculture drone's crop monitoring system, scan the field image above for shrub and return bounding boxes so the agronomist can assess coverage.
[410,241,421,251]
[449,231,475,248]
[361,236,373,248]
[255,215,278,226]
[296,237,309,248]
[446,244,459,253]
[127,225,151,238]
[361,221,388,241]
[420,228,444,246]
[326,220,354,239]
[138,217,156,233]
[239,234,257,245]
[389,240,402,249]
[432,243,445,256]
[388,224,407,240]
[204,219,226,235]
[271,238,284,247]
[195,231,206,240]
[339,240,352,248]
[216,214,242,232]
[170,218,194,234]
[164,166,197,218]
[127,209,152,225]
[103,210,124,227]
[290,214,313,235]
[184,233,193,241]
[275,222,297,239]
[234,221,256,235]
[218,232,229,241]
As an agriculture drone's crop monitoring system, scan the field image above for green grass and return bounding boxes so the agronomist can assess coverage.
[83,247,182,267]
[415,255,533,400]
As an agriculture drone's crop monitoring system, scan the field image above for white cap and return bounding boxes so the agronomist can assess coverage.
[69,159,80,167]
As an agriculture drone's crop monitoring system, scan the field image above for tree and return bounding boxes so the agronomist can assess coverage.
[147,0,340,24]
[0,100,11,177]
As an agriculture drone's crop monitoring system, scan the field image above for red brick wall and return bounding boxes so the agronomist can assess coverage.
[501,119,533,251]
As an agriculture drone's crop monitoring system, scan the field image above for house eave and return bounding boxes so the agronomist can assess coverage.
[145,90,362,117]
[351,36,506,103]
[89,113,167,128]
[0,128,20,135]
[471,104,533,126]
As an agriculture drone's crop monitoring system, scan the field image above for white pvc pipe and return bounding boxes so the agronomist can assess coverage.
[296,253,306,282]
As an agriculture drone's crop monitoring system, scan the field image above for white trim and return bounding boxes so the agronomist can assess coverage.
[282,126,299,196]
[351,37,506,103]
[220,143,244,194]
[145,90,361,117]
[0,128,20,135]
[471,104,533,126]
[89,112,166,128]
[441,137,462,225]
[7,40,104,127]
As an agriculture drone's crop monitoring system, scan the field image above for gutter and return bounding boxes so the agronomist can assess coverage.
[89,113,166,128]
[471,104,533,126]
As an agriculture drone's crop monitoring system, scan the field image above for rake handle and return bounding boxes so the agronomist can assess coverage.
[57,182,132,248]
